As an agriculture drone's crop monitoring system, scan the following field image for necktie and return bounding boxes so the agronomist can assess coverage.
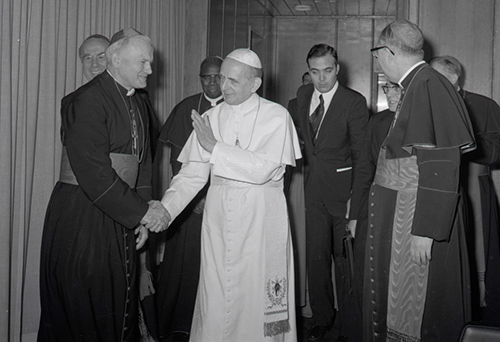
[309,94,324,139]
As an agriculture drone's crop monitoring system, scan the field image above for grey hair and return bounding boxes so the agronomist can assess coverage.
[105,35,153,63]
[429,56,462,78]
[248,66,262,79]
[380,19,424,58]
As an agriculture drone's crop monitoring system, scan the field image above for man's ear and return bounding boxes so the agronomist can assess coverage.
[252,77,262,93]
[449,73,459,86]
[336,63,340,75]
[110,53,121,68]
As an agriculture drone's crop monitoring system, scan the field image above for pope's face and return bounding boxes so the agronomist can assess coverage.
[115,38,154,89]
[80,38,109,81]
[308,54,339,93]
[220,58,257,105]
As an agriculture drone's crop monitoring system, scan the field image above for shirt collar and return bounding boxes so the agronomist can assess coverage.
[107,70,135,96]
[398,61,426,86]
[313,81,339,103]
[311,81,338,114]
[204,93,223,107]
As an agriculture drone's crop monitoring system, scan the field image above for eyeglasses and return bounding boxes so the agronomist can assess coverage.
[200,74,221,83]
[371,46,395,58]
[382,84,400,94]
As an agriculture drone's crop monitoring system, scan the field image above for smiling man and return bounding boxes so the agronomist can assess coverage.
[79,34,110,81]
[154,48,301,341]
[38,28,167,342]
[346,81,400,341]
[294,43,369,342]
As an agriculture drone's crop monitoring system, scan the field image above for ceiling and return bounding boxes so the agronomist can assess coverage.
[251,0,398,18]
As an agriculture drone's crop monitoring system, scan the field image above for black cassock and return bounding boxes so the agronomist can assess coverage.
[461,89,500,324]
[38,71,153,341]
[363,64,475,342]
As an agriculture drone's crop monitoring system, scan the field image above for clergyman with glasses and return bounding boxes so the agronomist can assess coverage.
[347,81,400,341]
[364,19,475,342]
[155,56,224,342]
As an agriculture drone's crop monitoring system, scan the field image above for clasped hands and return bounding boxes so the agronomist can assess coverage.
[140,200,171,233]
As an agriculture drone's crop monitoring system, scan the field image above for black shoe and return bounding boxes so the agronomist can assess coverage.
[308,325,328,341]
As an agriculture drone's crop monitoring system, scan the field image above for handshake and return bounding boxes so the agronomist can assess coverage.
[141,200,171,233]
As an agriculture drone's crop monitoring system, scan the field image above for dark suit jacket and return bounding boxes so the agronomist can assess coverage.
[296,83,369,217]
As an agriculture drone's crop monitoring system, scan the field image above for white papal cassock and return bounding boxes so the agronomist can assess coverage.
[161,93,301,341]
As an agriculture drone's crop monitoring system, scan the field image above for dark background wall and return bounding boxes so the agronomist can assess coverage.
[203,0,500,113]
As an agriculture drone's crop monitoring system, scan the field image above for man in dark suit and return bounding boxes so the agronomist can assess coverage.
[295,43,369,341]
[288,71,312,125]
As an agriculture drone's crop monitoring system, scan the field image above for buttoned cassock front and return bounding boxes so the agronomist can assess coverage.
[362,64,475,342]
[161,93,301,341]
[38,71,154,341]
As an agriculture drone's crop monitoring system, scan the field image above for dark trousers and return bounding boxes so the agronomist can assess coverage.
[156,209,202,339]
[306,191,349,334]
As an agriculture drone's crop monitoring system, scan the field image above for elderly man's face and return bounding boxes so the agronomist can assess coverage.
[308,54,339,93]
[220,58,257,105]
[115,38,153,90]
[372,41,399,83]
[200,63,222,99]
[80,38,109,81]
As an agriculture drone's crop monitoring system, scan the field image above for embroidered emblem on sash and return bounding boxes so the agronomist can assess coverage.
[266,277,287,308]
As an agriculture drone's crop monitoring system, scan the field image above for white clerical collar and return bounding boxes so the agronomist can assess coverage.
[398,61,426,86]
[311,81,338,115]
[107,70,135,96]
[204,93,223,107]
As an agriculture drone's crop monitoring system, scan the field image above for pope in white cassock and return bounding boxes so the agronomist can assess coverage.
[153,48,301,341]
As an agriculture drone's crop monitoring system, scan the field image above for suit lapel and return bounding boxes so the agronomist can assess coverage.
[298,85,315,146]
[314,85,345,147]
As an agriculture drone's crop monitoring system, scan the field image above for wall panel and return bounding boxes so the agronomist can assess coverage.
[275,19,339,107]
[184,0,209,98]
[208,0,275,98]
[419,0,495,98]
[275,18,380,109]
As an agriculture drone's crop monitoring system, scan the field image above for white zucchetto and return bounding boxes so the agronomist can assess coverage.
[226,48,262,69]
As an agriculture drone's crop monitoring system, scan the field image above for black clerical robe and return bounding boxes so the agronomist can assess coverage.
[38,71,153,342]
[460,89,500,323]
[347,108,394,341]
[364,63,475,342]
